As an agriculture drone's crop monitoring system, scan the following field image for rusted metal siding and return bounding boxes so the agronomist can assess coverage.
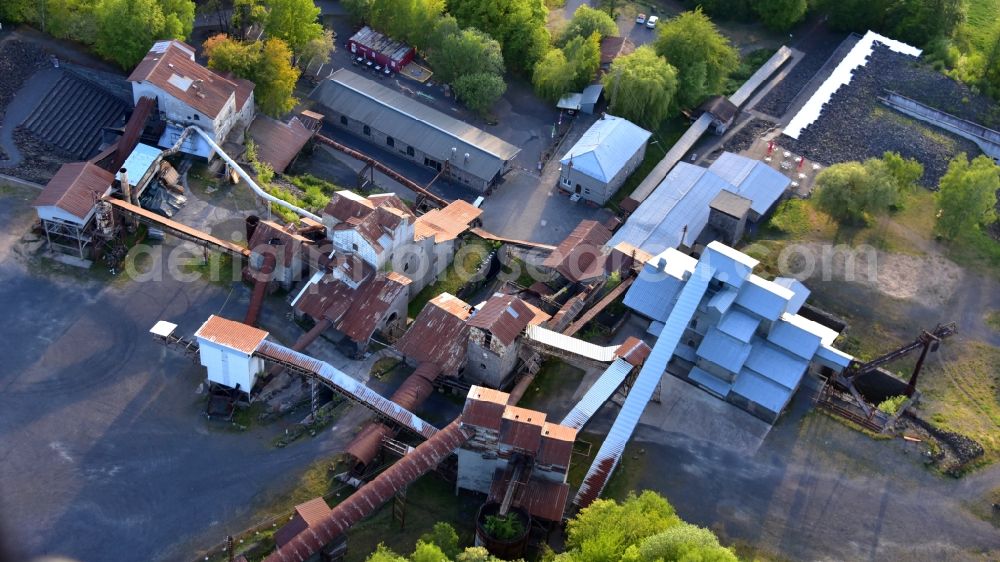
[265,419,473,562]
[343,422,392,469]
[254,341,438,439]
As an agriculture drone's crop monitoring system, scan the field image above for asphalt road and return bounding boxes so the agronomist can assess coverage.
[0,188,355,562]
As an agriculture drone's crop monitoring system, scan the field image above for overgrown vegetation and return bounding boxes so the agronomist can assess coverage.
[813,151,923,225]
[407,238,491,318]
[245,140,330,224]
[482,513,524,541]
[877,395,908,415]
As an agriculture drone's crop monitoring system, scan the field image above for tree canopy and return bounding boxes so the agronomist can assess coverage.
[935,153,1000,240]
[653,8,739,109]
[559,5,618,46]
[602,46,679,129]
[363,0,446,52]
[533,31,601,102]
[264,0,324,56]
[448,0,550,73]
[94,0,196,68]
[425,22,506,114]
[232,0,268,40]
[815,0,965,47]
[204,34,300,117]
[752,0,808,32]
[813,152,923,224]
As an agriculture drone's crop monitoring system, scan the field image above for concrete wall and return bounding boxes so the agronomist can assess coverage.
[328,109,496,191]
[465,327,520,388]
[707,208,747,246]
[132,82,248,144]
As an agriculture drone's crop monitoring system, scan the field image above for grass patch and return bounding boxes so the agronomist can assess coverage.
[407,238,492,318]
[966,0,1000,51]
[499,256,536,288]
[606,116,687,213]
[986,310,1000,332]
[517,359,586,411]
[231,402,268,429]
[371,357,402,379]
[343,473,478,562]
[917,341,1000,465]
[567,432,646,501]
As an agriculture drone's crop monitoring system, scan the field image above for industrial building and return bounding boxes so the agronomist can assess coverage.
[128,40,255,158]
[246,114,319,173]
[311,69,521,191]
[557,84,604,115]
[609,152,791,254]
[541,220,613,285]
[32,162,115,261]
[465,294,550,389]
[558,114,650,204]
[622,242,854,422]
[348,26,416,72]
[395,293,474,376]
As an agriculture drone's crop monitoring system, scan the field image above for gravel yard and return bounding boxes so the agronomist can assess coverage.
[779,46,989,186]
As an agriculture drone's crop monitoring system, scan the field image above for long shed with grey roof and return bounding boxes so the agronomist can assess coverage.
[311,69,521,191]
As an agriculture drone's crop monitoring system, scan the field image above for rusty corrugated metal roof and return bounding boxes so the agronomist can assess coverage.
[614,336,652,367]
[337,273,410,344]
[249,219,312,267]
[344,422,393,468]
[194,315,268,354]
[467,294,534,347]
[33,162,114,221]
[542,220,612,283]
[413,200,483,243]
[248,116,314,173]
[127,40,247,119]
[461,385,510,431]
[521,479,570,522]
[536,422,577,468]
[395,293,472,375]
[265,418,473,562]
[500,405,545,452]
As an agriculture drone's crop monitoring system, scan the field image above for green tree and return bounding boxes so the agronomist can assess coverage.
[367,0,445,52]
[560,5,618,45]
[638,523,739,562]
[367,544,407,562]
[299,28,335,67]
[94,0,167,68]
[232,0,268,40]
[159,0,195,39]
[880,151,924,196]
[602,46,679,129]
[563,32,601,88]
[429,27,504,84]
[204,35,300,117]
[0,0,40,23]
[752,0,808,32]
[264,0,323,56]
[653,8,739,108]
[455,547,502,562]
[533,49,576,102]
[814,161,896,224]
[454,72,507,115]
[419,523,460,560]
[935,153,1000,239]
[44,0,101,44]
[448,0,549,73]
[814,0,891,32]
[560,491,682,561]
[886,0,965,47]
[410,541,449,562]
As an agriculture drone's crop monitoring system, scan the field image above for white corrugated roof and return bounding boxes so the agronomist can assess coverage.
[561,115,651,183]
[784,31,921,139]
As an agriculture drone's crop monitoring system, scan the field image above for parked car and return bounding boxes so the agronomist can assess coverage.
[635,13,646,24]
[646,15,659,29]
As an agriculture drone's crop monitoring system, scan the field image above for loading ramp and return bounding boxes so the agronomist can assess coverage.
[108,198,250,258]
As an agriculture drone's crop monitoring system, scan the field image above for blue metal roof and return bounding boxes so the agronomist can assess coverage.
[689,366,732,398]
[703,241,758,288]
[708,152,790,216]
[743,339,809,389]
[608,163,729,254]
[560,115,650,182]
[697,327,752,373]
[718,309,760,343]
[121,143,161,186]
[773,277,810,314]
[767,316,823,359]
[561,358,634,429]
[624,268,685,322]
[732,368,793,415]
[735,275,793,321]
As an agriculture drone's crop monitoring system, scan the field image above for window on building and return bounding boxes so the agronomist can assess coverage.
[386,136,394,147]
[406,145,414,157]
[363,125,371,136]
[340,115,348,126]
[560,176,571,188]
[480,363,487,370]
[403,262,410,272]
[484,332,492,348]
[352,243,359,251]
[192,114,199,121]
[584,188,591,194]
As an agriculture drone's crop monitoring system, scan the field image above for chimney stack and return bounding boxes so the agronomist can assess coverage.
[118,168,132,204]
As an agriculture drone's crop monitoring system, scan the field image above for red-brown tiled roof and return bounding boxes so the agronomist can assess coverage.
[127,40,246,119]
[542,220,612,283]
[467,294,534,347]
[194,315,268,354]
[248,116,314,173]
[395,293,473,375]
[500,405,545,452]
[33,162,114,221]
[600,36,635,66]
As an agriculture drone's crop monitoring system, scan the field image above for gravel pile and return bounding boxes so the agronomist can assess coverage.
[904,414,985,475]
[780,46,987,186]
[723,118,777,153]
[756,34,847,118]
[0,40,48,121]
[4,127,75,184]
